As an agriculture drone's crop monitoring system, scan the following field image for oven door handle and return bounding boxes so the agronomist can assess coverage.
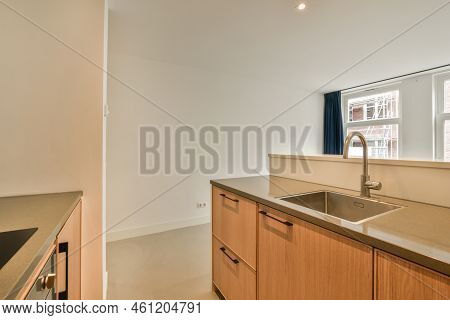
[58,242,69,300]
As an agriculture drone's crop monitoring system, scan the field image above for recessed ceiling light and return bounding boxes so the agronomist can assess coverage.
[297,3,306,10]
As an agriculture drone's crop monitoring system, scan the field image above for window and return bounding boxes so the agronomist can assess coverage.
[343,88,400,159]
[435,74,450,161]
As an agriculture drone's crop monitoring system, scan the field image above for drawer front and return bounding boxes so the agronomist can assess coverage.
[212,187,256,268]
[26,251,56,300]
[212,236,256,300]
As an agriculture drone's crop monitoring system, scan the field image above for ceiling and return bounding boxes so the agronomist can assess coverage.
[108,0,450,92]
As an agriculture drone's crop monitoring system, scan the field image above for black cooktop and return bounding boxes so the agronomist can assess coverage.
[0,228,38,269]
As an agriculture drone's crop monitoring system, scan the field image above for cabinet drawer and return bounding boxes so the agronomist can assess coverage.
[212,236,256,300]
[212,187,256,269]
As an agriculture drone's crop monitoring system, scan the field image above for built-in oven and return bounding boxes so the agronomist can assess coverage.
[25,249,57,300]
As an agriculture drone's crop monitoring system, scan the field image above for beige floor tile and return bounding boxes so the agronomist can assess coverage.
[106,223,218,300]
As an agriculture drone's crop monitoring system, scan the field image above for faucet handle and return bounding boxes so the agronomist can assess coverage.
[365,181,382,191]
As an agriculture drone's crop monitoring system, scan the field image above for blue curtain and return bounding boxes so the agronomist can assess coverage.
[324,91,344,155]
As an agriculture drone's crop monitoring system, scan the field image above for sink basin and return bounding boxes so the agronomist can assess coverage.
[280,191,402,224]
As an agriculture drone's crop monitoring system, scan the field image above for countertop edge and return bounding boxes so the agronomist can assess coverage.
[210,180,450,277]
[4,192,82,300]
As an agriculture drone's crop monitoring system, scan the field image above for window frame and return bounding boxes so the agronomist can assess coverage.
[342,83,403,159]
[434,72,450,161]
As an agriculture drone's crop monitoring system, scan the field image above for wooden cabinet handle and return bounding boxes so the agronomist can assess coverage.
[259,211,293,226]
[220,247,239,264]
[220,193,239,203]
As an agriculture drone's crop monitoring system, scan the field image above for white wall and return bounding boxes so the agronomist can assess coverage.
[106,52,323,241]
[401,74,434,160]
[0,0,105,299]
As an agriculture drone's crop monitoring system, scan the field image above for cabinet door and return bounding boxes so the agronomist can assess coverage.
[258,206,302,299]
[375,250,450,300]
[212,187,257,269]
[258,205,373,300]
[57,201,81,300]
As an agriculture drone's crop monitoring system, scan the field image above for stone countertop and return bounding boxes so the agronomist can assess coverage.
[0,192,82,299]
[211,176,450,276]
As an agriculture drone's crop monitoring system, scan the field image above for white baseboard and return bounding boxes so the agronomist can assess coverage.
[106,215,210,243]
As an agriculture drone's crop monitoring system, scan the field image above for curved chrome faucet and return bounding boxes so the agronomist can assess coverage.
[343,132,382,198]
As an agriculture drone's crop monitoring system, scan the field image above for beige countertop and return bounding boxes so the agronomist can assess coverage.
[0,192,82,299]
[211,176,450,276]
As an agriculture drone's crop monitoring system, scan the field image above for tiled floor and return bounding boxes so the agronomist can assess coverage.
[106,223,218,300]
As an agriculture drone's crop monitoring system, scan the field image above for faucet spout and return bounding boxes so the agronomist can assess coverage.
[343,131,368,177]
[342,132,381,197]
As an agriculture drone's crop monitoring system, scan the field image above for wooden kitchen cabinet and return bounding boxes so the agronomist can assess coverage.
[212,187,257,269]
[375,250,450,300]
[258,205,373,300]
[211,184,449,300]
[212,236,256,300]
[56,201,82,300]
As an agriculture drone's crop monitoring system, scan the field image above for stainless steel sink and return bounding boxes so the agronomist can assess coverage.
[280,191,402,223]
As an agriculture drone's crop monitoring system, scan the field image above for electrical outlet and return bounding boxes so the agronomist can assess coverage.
[196,202,207,208]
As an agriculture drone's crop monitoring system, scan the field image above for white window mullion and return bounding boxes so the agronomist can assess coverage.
[437,113,450,161]
[346,118,400,128]
[434,72,450,161]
